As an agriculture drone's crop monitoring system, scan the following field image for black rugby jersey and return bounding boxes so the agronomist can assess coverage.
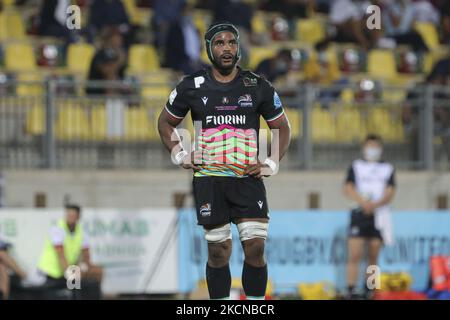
[165,66,285,177]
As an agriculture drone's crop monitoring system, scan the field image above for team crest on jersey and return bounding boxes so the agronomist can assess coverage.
[273,92,282,109]
[243,77,257,87]
[200,203,211,217]
[222,97,229,104]
[238,94,253,107]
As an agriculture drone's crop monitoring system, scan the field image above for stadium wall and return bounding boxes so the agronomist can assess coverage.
[2,170,450,210]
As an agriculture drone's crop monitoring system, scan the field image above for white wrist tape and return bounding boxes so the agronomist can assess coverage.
[173,150,189,165]
[264,158,277,172]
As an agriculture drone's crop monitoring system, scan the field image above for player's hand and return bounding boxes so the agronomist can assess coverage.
[243,161,272,179]
[361,201,376,216]
[180,150,201,171]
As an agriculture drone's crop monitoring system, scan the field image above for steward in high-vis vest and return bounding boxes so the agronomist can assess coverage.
[38,205,103,292]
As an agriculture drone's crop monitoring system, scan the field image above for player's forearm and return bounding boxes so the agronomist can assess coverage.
[158,118,183,154]
[273,125,291,162]
[344,184,366,206]
[375,188,395,208]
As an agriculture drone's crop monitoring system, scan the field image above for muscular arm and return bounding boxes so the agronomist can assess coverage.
[267,113,291,162]
[157,108,184,153]
[158,109,200,170]
[244,113,291,178]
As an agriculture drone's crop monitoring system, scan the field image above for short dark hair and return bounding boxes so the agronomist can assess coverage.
[365,134,383,144]
[65,204,81,215]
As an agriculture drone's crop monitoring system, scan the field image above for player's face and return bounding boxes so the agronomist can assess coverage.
[363,140,383,161]
[66,209,80,228]
[211,31,238,70]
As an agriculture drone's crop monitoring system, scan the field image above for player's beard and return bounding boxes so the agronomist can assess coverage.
[212,52,238,76]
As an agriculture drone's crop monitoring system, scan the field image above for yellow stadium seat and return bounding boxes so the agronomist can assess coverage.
[366,109,404,143]
[193,11,207,37]
[26,105,45,135]
[5,43,37,71]
[55,105,91,140]
[123,0,151,26]
[91,105,107,140]
[415,22,439,50]
[0,14,5,40]
[248,46,278,70]
[367,50,397,79]
[128,44,160,73]
[0,11,25,40]
[125,108,152,141]
[67,43,95,76]
[252,12,268,34]
[16,73,44,96]
[284,108,302,139]
[312,108,336,143]
[335,108,365,142]
[296,18,325,44]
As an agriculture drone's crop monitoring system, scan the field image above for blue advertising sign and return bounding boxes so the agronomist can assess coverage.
[178,210,450,294]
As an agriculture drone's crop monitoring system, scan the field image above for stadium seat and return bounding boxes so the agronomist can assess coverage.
[16,73,44,96]
[55,105,91,140]
[125,108,152,141]
[123,0,152,27]
[335,108,365,142]
[367,50,397,79]
[67,43,95,77]
[248,46,278,70]
[0,11,25,40]
[251,12,268,34]
[312,108,336,143]
[5,43,37,71]
[90,105,107,140]
[415,22,439,51]
[284,108,302,139]
[366,108,404,143]
[193,11,208,37]
[25,105,45,135]
[296,18,326,44]
[128,45,160,73]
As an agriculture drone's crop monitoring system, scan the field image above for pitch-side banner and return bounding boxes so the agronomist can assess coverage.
[0,208,178,294]
[178,210,450,294]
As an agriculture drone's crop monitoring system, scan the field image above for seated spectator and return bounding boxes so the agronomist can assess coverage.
[304,40,349,107]
[88,0,131,47]
[263,0,313,19]
[255,49,293,83]
[37,204,103,299]
[379,0,429,52]
[152,0,187,50]
[329,0,378,50]
[164,4,206,74]
[38,0,78,44]
[87,27,127,96]
[412,0,440,25]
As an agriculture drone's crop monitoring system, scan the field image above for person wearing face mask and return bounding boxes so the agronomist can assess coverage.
[255,49,293,83]
[343,134,396,299]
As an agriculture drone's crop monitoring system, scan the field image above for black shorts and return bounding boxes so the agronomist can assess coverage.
[348,208,383,241]
[193,176,269,226]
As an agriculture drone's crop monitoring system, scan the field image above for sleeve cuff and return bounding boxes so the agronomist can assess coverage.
[165,105,185,120]
[265,110,285,123]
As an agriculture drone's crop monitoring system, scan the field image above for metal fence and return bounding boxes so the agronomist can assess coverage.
[0,78,449,170]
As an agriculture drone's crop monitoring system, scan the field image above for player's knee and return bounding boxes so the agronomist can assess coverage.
[237,221,268,242]
[208,241,231,267]
[242,238,265,264]
[204,223,232,244]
